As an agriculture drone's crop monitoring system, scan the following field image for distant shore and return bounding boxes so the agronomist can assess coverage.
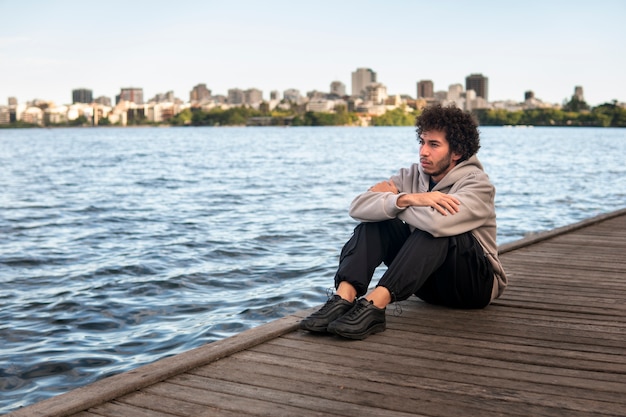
[2,102,625,129]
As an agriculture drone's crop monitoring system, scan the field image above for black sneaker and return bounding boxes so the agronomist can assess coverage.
[327,298,386,340]
[299,295,355,333]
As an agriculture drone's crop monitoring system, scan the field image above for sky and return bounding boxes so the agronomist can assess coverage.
[0,0,624,107]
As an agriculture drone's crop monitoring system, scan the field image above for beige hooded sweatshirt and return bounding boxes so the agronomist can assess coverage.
[349,155,507,301]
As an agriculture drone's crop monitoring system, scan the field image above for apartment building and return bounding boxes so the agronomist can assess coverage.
[465,74,488,101]
[116,87,144,105]
[72,88,93,104]
[330,81,346,97]
[94,96,112,107]
[244,88,263,106]
[227,88,244,105]
[351,68,376,98]
[417,80,434,99]
[365,83,388,105]
[0,106,9,124]
[190,84,212,103]
[283,88,301,103]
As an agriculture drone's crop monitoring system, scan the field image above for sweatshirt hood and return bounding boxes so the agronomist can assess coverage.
[426,155,484,191]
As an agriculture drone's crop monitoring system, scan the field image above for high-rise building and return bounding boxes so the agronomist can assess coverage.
[8,97,18,106]
[283,88,301,103]
[447,84,463,101]
[465,74,488,101]
[351,68,377,97]
[190,84,212,103]
[330,81,346,97]
[72,88,93,104]
[573,86,584,101]
[417,80,434,99]
[116,87,144,105]
[244,88,263,105]
[227,88,244,105]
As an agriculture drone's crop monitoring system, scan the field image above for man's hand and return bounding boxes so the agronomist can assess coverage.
[397,191,460,216]
[369,180,398,194]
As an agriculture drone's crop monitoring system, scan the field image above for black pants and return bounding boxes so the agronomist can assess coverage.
[334,219,494,309]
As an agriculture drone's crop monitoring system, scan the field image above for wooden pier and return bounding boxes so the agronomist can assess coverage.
[7,209,626,417]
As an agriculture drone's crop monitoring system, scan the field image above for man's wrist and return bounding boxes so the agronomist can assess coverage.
[397,193,411,208]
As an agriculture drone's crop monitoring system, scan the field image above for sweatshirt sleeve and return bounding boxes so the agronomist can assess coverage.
[348,166,415,222]
[398,171,495,237]
[348,190,405,222]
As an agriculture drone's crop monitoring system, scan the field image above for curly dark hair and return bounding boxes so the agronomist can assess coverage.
[415,104,480,162]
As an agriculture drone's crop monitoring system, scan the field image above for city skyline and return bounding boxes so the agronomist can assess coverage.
[2,70,611,109]
[1,0,625,106]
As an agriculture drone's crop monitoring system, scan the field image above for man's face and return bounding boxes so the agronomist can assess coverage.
[419,130,461,183]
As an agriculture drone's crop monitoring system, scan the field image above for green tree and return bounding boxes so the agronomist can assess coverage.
[98,117,111,126]
[69,115,88,126]
[170,108,193,125]
[371,107,416,126]
[591,101,626,127]
[563,96,590,112]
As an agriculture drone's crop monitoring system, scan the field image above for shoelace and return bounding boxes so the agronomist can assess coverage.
[315,289,343,314]
[325,287,403,316]
[393,302,403,317]
[325,287,334,299]
[343,299,369,319]
[389,290,403,317]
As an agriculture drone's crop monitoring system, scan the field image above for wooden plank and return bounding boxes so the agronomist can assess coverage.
[142,380,419,417]
[191,350,623,416]
[86,401,179,417]
[253,336,626,389]
[179,367,532,417]
[115,391,244,417]
[497,208,626,254]
[5,209,626,417]
[5,313,303,417]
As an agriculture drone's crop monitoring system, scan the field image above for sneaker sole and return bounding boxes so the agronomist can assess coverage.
[299,321,331,333]
[328,323,386,340]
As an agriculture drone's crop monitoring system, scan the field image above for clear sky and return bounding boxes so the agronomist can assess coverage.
[1,0,624,106]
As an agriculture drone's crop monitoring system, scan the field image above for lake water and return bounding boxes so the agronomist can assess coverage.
[1,126,625,413]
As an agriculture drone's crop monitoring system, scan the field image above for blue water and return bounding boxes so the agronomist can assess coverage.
[1,126,625,413]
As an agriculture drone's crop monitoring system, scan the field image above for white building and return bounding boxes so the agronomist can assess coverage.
[283,88,302,104]
[365,83,388,105]
[0,106,9,124]
[45,105,69,124]
[146,102,181,122]
[306,99,335,113]
[22,107,44,125]
[447,84,463,101]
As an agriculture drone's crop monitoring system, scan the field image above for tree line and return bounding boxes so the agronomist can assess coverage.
[3,99,625,128]
[168,101,626,127]
[473,102,626,127]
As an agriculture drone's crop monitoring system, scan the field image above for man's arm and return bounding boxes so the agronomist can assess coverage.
[369,179,460,216]
[397,172,495,237]
[397,191,460,216]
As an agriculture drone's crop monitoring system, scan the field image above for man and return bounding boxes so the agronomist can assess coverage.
[300,104,507,340]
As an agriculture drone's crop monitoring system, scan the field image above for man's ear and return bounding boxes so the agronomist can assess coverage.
[451,152,462,163]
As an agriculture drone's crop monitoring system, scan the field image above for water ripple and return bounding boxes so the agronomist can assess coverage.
[1,126,625,413]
